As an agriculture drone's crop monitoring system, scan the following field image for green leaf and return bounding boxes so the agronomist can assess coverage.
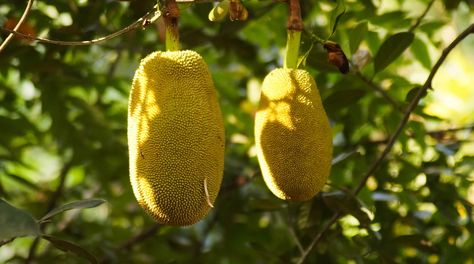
[322,191,371,227]
[329,0,346,38]
[324,89,366,113]
[0,199,40,241]
[374,32,414,73]
[39,199,106,223]
[370,11,409,28]
[42,235,98,264]
[411,37,432,70]
[349,21,368,54]
[419,21,446,36]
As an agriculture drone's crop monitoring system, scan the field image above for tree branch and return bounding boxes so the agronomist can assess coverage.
[0,0,34,53]
[354,71,405,113]
[409,0,436,32]
[0,7,161,46]
[296,22,474,264]
[0,237,16,248]
[357,23,474,195]
[428,124,474,135]
[118,224,161,252]
[296,213,340,264]
[99,223,161,264]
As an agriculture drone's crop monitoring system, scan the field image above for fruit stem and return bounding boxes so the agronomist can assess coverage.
[284,0,303,69]
[163,0,180,51]
[284,30,301,69]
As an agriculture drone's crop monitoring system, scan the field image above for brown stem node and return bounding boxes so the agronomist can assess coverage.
[287,0,303,31]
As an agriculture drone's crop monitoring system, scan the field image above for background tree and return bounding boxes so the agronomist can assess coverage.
[1,0,474,263]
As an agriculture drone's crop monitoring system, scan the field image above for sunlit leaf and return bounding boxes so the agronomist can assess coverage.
[411,37,432,70]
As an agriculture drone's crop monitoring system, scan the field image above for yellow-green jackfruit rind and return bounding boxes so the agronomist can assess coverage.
[255,68,332,201]
[128,50,225,226]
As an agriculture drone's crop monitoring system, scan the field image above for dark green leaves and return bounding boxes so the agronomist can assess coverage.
[0,199,40,242]
[39,199,106,223]
[329,0,346,38]
[42,235,98,264]
[374,32,414,73]
[324,89,366,113]
[322,191,371,227]
[442,0,463,10]
[405,86,428,102]
[247,198,285,212]
[349,21,368,54]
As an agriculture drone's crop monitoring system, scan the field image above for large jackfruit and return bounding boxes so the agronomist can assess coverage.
[128,50,225,226]
[255,68,332,201]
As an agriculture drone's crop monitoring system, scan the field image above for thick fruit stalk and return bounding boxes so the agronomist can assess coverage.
[128,50,225,225]
[255,68,332,201]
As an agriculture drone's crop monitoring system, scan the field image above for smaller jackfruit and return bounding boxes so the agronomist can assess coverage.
[255,68,332,201]
[128,50,225,226]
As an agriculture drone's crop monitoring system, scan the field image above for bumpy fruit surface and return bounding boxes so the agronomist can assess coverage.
[255,68,332,201]
[128,50,225,226]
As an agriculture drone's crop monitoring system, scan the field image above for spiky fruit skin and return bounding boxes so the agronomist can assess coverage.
[255,68,332,201]
[128,50,225,226]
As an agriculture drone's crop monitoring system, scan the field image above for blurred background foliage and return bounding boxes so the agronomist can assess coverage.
[1,0,474,263]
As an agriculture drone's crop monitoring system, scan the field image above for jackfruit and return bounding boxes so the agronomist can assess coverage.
[255,68,332,201]
[128,50,225,226]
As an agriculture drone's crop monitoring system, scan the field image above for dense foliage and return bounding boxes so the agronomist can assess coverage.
[1,0,474,263]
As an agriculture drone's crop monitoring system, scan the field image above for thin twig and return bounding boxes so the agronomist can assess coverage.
[99,223,161,264]
[428,124,474,135]
[297,23,474,264]
[409,0,436,32]
[355,71,405,113]
[117,224,161,252]
[0,0,34,53]
[25,160,74,264]
[0,237,16,248]
[296,213,340,264]
[1,8,160,46]
[287,217,304,254]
